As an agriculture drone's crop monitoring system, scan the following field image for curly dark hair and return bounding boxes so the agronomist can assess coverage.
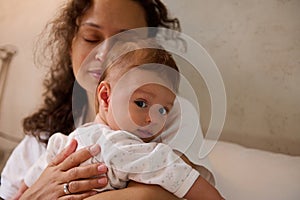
[23,0,181,145]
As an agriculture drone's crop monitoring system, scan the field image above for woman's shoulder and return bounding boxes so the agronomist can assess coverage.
[10,135,46,163]
[0,135,47,199]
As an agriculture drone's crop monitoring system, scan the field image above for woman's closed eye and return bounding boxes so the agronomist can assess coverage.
[82,34,105,44]
[79,25,104,44]
[83,38,101,44]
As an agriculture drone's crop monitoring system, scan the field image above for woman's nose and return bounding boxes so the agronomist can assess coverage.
[95,40,111,62]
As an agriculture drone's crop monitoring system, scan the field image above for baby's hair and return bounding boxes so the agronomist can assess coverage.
[95,39,180,113]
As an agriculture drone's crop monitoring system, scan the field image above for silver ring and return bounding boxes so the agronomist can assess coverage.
[63,183,71,195]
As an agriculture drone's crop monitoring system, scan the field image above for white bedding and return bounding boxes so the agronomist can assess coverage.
[209,141,300,200]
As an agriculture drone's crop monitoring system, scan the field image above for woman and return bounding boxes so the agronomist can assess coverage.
[1,0,182,199]
[1,0,218,199]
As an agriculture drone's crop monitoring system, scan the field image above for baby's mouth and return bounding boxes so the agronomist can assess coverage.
[136,129,153,139]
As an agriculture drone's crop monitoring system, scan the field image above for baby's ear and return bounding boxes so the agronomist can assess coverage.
[97,81,111,110]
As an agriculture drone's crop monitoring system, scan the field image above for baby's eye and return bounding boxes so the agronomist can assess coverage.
[158,107,168,115]
[134,100,147,108]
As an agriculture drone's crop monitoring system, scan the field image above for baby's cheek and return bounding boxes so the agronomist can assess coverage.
[129,108,147,127]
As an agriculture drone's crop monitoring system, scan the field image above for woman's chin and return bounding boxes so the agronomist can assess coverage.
[76,76,98,93]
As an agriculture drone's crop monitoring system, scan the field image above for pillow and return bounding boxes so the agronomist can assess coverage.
[208,141,300,200]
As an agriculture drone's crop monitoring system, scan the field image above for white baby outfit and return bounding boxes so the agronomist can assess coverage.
[24,123,199,198]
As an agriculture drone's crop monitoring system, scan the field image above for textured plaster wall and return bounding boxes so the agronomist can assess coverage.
[163,0,300,155]
[0,0,62,146]
[0,0,299,155]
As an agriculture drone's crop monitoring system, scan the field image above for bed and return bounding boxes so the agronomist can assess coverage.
[209,141,300,200]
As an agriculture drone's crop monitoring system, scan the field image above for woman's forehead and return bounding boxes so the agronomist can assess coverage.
[81,0,147,32]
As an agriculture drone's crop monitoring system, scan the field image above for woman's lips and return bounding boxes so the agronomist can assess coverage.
[88,69,102,80]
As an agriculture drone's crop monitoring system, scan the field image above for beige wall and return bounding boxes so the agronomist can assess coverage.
[163,0,300,155]
[0,0,299,155]
[0,0,62,143]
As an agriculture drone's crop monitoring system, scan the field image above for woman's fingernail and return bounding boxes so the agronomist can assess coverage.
[98,177,107,185]
[88,144,100,156]
[98,164,107,172]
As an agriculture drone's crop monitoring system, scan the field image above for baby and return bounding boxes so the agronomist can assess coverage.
[22,40,223,199]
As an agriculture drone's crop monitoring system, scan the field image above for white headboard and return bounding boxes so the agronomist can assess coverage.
[0,45,17,106]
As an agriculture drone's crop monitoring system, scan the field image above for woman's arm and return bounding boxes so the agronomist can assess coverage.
[19,140,108,200]
[180,154,224,200]
[85,181,181,200]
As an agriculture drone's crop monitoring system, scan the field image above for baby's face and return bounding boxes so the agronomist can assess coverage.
[128,84,175,142]
[105,66,178,142]
[108,83,176,142]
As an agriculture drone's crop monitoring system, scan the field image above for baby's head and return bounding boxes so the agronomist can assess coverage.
[96,40,179,142]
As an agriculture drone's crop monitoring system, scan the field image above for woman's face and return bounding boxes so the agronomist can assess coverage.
[71,0,147,91]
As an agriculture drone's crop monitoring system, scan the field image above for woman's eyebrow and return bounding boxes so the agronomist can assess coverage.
[81,22,102,29]
[81,22,129,33]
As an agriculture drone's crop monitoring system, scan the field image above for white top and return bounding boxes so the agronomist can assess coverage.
[24,123,199,198]
[0,135,46,199]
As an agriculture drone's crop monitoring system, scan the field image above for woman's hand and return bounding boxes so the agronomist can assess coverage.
[11,181,28,200]
[20,139,108,200]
